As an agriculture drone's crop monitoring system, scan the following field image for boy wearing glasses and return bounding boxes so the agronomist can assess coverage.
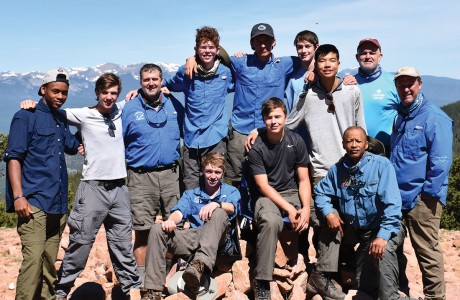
[122,64,184,288]
[20,73,141,299]
[141,153,240,300]
[186,23,302,187]
[164,26,234,190]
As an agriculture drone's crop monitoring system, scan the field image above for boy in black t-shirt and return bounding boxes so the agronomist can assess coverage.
[247,97,311,299]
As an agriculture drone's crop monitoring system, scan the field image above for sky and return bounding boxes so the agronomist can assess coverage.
[1,0,459,79]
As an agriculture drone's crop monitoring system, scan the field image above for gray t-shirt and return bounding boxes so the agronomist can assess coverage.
[286,79,366,178]
[248,129,309,192]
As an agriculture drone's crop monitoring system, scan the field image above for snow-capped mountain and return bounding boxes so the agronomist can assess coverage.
[0,62,180,133]
[1,63,459,134]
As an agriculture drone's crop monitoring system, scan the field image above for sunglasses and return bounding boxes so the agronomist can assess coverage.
[103,114,116,137]
[326,93,335,114]
[144,105,168,126]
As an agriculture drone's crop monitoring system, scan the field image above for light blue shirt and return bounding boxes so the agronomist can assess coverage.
[315,152,402,241]
[122,93,184,168]
[165,64,234,148]
[355,69,399,147]
[285,67,309,114]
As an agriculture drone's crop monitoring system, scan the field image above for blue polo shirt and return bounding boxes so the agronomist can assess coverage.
[4,100,80,214]
[165,64,234,148]
[171,183,240,228]
[230,53,300,134]
[122,93,184,168]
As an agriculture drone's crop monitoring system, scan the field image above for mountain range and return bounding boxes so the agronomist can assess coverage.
[1,62,460,134]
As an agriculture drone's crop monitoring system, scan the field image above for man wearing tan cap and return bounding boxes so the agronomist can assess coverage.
[3,68,80,299]
[391,66,453,300]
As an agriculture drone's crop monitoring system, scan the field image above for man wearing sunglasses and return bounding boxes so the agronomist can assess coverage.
[19,73,141,299]
[391,67,453,300]
[4,68,81,300]
[122,64,184,288]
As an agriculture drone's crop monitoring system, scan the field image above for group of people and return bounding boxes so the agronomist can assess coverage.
[3,21,453,300]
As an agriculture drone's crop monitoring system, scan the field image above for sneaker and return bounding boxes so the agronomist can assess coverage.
[253,279,271,300]
[307,271,346,300]
[140,289,162,300]
[182,259,206,294]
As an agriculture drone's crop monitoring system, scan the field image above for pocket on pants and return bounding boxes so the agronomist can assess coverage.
[68,208,84,238]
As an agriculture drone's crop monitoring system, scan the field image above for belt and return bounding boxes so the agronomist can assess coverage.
[96,179,125,190]
[128,162,178,173]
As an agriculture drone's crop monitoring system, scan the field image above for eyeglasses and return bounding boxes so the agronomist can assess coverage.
[103,114,116,137]
[198,45,217,51]
[144,104,167,127]
[326,93,335,114]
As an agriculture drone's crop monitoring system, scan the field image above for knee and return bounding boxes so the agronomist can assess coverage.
[148,224,164,240]
[257,212,283,233]
[208,208,229,227]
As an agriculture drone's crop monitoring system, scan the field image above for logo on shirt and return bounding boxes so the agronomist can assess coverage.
[287,144,295,148]
[221,76,227,80]
[134,111,145,121]
[372,89,385,100]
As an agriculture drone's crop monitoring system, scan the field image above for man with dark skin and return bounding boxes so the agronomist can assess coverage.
[4,69,80,300]
[315,126,412,299]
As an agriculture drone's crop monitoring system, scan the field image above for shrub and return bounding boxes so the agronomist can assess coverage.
[0,201,17,228]
[441,156,460,230]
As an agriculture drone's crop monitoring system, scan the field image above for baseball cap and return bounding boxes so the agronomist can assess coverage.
[357,38,381,52]
[38,68,70,96]
[394,66,420,80]
[250,23,274,39]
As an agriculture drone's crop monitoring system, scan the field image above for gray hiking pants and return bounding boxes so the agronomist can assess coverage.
[55,180,140,297]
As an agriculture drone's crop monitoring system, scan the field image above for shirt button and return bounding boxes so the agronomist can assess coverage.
[59,152,61,155]
[58,139,61,142]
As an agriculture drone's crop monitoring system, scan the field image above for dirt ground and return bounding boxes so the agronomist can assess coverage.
[0,227,459,299]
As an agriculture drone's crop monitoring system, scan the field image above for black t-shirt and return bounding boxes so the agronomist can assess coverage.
[248,129,309,192]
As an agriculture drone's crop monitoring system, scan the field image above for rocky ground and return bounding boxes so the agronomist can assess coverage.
[0,226,459,300]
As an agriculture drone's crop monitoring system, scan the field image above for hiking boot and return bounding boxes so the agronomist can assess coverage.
[253,279,271,300]
[307,271,346,300]
[140,289,162,300]
[182,260,206,294]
